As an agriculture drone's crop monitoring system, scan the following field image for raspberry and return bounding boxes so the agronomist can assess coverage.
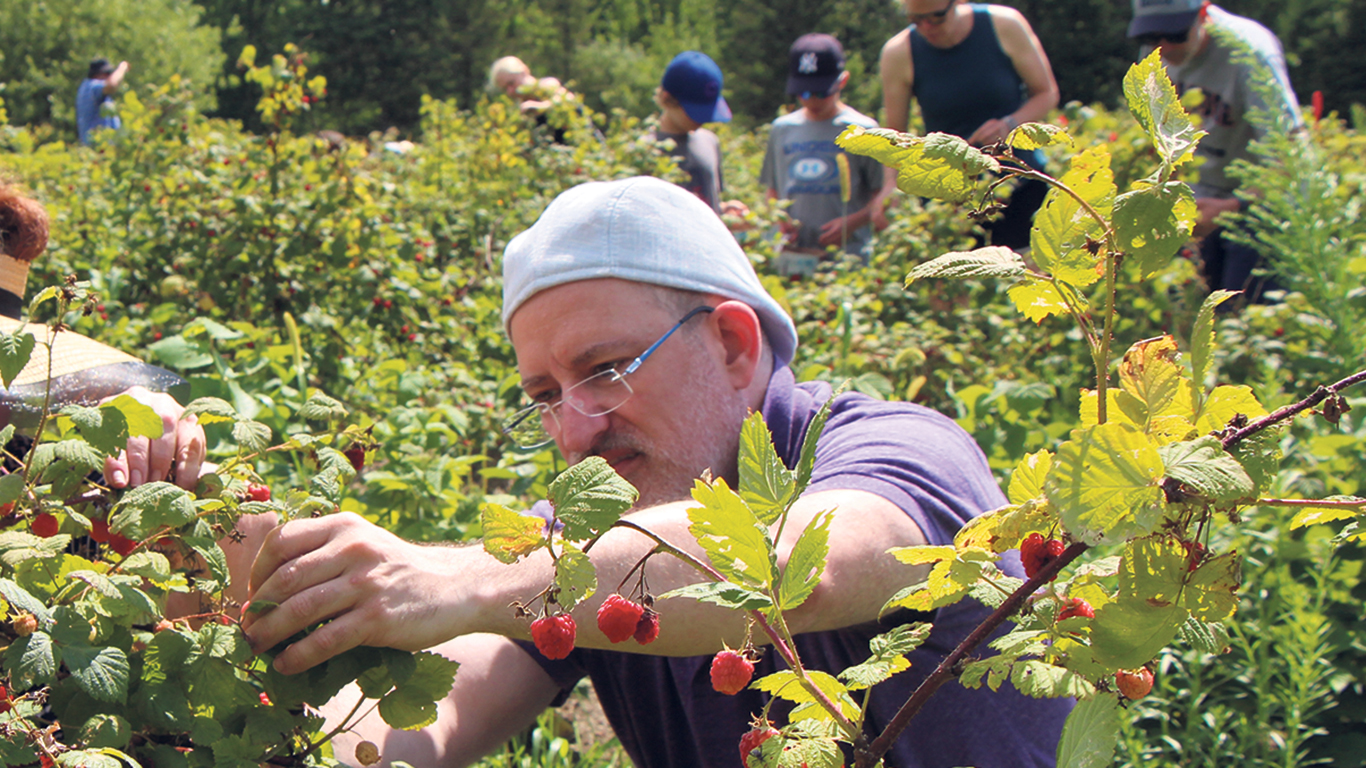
[259,692,272,706]
[90,517,112,543]
[633,609,660,645]
[153,619,174,633]
[345,445,366,472]
[246,484,272,502]
[13,613,38,637]
[596,595,644,644]
[1057,597,1094,622]
[109,535,139,557]
[710,649,755,696]
[31,513,60,538]
[1115,667,1154,699]
[530,613,577,660]
[0,502,15,518]
[1021,533,1065,580]
[739,722,780,768]
[355,741,381,766]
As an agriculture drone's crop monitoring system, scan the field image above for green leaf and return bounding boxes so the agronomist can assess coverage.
[111,482,196,538]
[777,509,832,611]
[63,644,130,703]
[1008,450,1053,504]
[1030,145,1114,288]
[1190,290,1239,403]
[1117,537,1187,607]
[1007,278,1075,323]
[0,577,54,626]
[209,734,262,768]
[905,246,1027,284]
[1115,336,1192,437]
[27,286,60,314]
[836,125,998,204]
[794,389,838,494]
[6,630,59,688]
[0,531,71,566]
[61,404,129,456]
[1194,385,1268,433]
[379,686,440,730]
[0,470,19,507]
[687,478,774,588]
[1113,182,1197,278]
[737,412,795,525]
[752,670,859,720]
[553,543,597,611]
[298,392,347,421]
[373,650,459,730]
[1011,659,1097,699]
[480,503,547,564]
[232,419,272,452]
[1047,423,1166,545]
[1009,122,1074,151]
[1290,496,1366,528]
[1178,616,1230,654]
[1055,694,1120,768]
[101,394,166,439]
[1123,49,1206,170]
[182,397,237,425]
[548,456,638,542]
[185,536,230,585]
[1090,595,1185,669]
[656,581,773,612]
[839,623,931,690]
[1158,436,1255,503]
[147,336,213,369]
[0,329,36,387]
[1182,552,1240,622]
[56,750,123,768]
[78,714,132,750]
[777,737,843,768]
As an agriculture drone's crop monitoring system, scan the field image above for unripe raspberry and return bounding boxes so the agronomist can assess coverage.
[153,619,174,633]
[13,613,38,636]
[1057,597,1094,622]
[1115,667,1154,699]
[739,722,780,768]
[596,595,644,644]
[31,513,59,538]
[530,613,576,660]
[710,649,755,696]
[355,741,381,766]
[633,609,660,645]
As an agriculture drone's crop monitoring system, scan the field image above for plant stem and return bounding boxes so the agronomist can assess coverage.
[1221,368,1366,449]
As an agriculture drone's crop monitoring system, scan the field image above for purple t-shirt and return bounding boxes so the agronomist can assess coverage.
[522,368,1071,767]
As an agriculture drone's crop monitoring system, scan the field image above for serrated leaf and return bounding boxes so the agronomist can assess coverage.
[45,439,106,473]
[1009,122,1074,150]
[882,560,972,613]
[1113,182,1197,278]
[182,397,237,425]
[1007,278,1074,323]
[794,388,837,493]
[840,625,929,690]
[777,510,831,611]
[1009,450,1054,504]
[1047,423,1166,545]
[210,734,262,768]
[752,670,859,720]
[1011,659,1097,699]
[298,392,347,421]
[687,477,774,588]
[1194,385,1268,433]
[905,247,1027,284]
[56,750,123,768]
[64,644,130,703]
[1030,146,1114,288]
[778,737,843,768]
[1117,537,1187,606]
[1182,552,1240,621]
[959,655,1012,691]
[62,404,130,456]
[0,578,53,626]
[553,543,596,611]
[836,125,998,204]
[1158,436,1255,503]
[185,536,230,585]
[0,329,37,387]
[1090,596,1184,669]
[69,570,121,598]
[378,686,440,730]
[1190,290,1239,406]
[656,581,774,611]
[6,630,59,688]
[100,394,165,440]
[111,481,196,537]
[737,412,795,524]
[1289,496,1366,528]
[887,544,956,565]
[1056,694,1120,768]
[1116,336,1192,435]
[1178,616,1229,654]
[232,419,272,452]
[480,503,546,563]
[548,456,637,542]
[0,531,71,566]
[1124,50,1206,170]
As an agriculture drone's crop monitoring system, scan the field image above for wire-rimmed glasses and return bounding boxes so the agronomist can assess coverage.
[501,306,715,449]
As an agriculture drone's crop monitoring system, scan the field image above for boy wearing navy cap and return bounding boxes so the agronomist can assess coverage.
[653,51,733,214]
[761,33,885,270]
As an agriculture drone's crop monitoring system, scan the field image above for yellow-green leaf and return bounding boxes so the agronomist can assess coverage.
[905,247,1027,285]
[1029,145,1115,288]
[553,544,596,611]
[1289,496,1366,528]
[1194,385,1268,433]
[1123,50,1206,171]
[1009,450,1054,504]
[480,503,546,564]
[836,125,998,204]
[1007,279,1074,323]
[1047,423,1166,544]
[688,478,774,588]
[1113,182,1197,278]
[1009,122,1074,151]
[1182,552,1240,622]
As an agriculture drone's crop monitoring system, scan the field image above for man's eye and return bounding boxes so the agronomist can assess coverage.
[531,391,559,405]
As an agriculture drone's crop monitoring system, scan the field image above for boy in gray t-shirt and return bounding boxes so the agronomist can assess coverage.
[761,34,885,265]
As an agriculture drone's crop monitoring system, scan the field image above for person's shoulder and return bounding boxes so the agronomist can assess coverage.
[1208,6,1285,50]
[771,110,807,128]
[834,106,879,129]
[984,3,1033,35]
[880,25,914,58]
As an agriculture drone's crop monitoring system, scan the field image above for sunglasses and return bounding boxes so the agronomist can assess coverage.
[908,0,956,25]
[1136,29,1190,46]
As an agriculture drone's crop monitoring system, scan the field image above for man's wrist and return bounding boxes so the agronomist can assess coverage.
[1003,114,1018,131]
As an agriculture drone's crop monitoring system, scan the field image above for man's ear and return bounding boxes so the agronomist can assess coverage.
[710,300,764,390]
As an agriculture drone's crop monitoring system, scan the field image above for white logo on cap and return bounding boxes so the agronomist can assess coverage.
[798,52,819,74]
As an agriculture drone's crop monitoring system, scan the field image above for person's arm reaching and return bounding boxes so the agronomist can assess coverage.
[104,61,129,94]
[966,9,1059,146]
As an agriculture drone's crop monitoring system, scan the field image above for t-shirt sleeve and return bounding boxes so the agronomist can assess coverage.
[759,126,779,192]
[802,398,1007,546]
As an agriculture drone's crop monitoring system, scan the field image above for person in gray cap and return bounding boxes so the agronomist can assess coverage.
[76,57,130,145]
[241,177,1070,768]
[1128,0,1301,301]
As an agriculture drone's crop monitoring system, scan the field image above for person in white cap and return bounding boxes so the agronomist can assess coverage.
[243,177,1070,768]
[1127,0,1301,301]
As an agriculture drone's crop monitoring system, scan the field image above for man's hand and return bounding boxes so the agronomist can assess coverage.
[1194,197,1241,238]
[817,215,855,246]
[102,386,204,490]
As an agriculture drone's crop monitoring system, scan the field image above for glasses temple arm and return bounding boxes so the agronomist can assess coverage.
[619,306,715,376]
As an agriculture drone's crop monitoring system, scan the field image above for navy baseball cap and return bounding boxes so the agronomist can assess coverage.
[786,34,845,97]
[1128,0,1203,38]
[88,58,115,77]
[660,51,732,125]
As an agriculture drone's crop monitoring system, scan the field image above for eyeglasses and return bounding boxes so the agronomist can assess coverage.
[501,306,715,449]
[1136,29,1191,46]
[908,0,956,25]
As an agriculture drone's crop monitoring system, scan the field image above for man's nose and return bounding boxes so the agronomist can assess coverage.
[554,405,610,458]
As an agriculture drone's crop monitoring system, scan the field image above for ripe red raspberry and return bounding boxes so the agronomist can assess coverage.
[90,517,112,543]
[633,609,660,645]
[153,619,174,633]
[710,649,755,696]
[31,513,60,538]
[1057,597,1094,622]
[13,613,37,637]
[1115,667,1154,699]
[109,534,138,557]
[530,613,576,660]
[596,595,644,644]
[738,722,780,768]
[1021,533,1065,580]
[259,691,272,706]
[0,502,13,518]
[246,484,272,502]
[345,445,366,472]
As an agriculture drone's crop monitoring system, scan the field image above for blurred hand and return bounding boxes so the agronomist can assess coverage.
[1194,197,1241,238]
[967,117,1011,147]
[102,386,204,490]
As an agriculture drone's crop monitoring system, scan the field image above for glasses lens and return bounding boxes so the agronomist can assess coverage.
[562,369,634,417]
[502,404,554,448]
[1138,29,1188,45]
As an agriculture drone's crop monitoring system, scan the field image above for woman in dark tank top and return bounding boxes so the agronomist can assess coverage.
[878,0,1059,250]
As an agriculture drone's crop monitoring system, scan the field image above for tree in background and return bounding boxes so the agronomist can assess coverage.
[0,0,222,137]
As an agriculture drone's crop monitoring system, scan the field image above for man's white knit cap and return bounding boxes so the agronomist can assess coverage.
[502,176,798,368]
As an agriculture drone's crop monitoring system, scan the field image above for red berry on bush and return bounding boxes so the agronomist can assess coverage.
[109,534,138,557]
[530,613,576,660]
[739,722,780,768]
[596,594,644,644]
[0,502,13,518]
[1021,533,1065,580]
[90,517,112,543]
[246,484,272,502]
[259,691,273,706]
[710,649,755,695]
[31,513,59,538]
[1115,667,1154,699]
[1057,597,1094,622]
[153,619,174,633]
[633,609,660,645]
[345,445,366,472]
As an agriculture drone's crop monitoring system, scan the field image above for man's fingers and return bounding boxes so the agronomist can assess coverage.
[124,436,151,487]
[268,604,371,675]
[174,418,205,490]
[105,449,130,488]
[245,567,353,659]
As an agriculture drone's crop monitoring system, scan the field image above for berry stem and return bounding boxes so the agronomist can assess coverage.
[1220,368,1366,450]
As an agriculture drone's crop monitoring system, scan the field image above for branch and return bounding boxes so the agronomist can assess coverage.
[858,542,1089,767]
[1255,497,1365,508]
[1221,369,1366,450]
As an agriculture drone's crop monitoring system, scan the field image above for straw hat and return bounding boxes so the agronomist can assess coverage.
[0,185,184,428]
